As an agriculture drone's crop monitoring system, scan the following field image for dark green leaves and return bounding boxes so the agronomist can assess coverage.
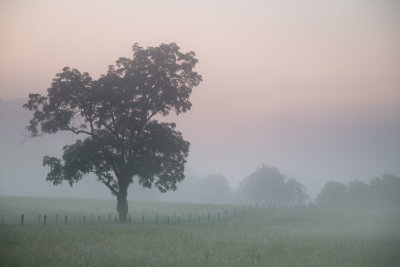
[135,121,190,192]
[25,43,201,196]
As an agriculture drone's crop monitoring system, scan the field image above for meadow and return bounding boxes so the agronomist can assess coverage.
[0,197,399,266]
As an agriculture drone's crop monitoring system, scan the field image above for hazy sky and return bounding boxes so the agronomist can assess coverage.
[1,0,399,197]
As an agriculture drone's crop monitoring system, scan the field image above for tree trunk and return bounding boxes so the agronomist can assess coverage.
[117,184,128,224]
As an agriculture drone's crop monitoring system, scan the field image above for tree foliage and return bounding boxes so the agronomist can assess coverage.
[238,164,309,205]
[23,43,202,222]
[315,181,348,208]
[316,174,400,209]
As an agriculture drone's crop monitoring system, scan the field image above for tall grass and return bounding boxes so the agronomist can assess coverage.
[0,197,399,266]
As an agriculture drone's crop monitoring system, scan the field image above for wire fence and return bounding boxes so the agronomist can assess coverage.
[0,203,315,226]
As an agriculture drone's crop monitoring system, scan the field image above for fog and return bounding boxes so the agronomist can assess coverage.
[1,0,399,203]
[1,98,399,203]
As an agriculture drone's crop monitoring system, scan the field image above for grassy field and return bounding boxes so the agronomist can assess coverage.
[0,197,399,266]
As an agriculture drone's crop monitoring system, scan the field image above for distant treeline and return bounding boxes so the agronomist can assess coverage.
[156,166,399,210]
[150,164,310,205]
[315,174,400,209]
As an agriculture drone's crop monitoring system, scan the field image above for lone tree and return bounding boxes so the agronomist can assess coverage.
[23,43,202,223]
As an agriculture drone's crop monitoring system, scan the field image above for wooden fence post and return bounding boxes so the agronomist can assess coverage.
[43,215,47,225]
[21,214,24,225]
[83,216,86,225]
[65,215,67,225]
[207,213,210,222]
[56,214,58,225]
[98,216,101,223]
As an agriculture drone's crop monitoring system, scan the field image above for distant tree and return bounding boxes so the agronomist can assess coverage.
[286,178,309,205]
[159,174,233,204]
[315,181,347,208]
[316,174,400,210]
[195,174,233,203]
[23,43,202,223]
[369,174,400,209]
[238,164,308,204]
[346,180,370,208]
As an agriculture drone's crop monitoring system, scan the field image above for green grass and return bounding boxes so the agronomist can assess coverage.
[0,197,400,266]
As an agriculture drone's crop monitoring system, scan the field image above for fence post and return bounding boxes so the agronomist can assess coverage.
[43,215,47,225]
[83,216,86,225]
[167,216,170,224]
[21,214,24,225]
[65,215,67,225]
[198,215,201,224]
[56,214,58,225]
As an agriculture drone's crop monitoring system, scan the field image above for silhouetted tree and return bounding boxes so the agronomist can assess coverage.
[238,164,308,204]
[347,180,370,208]
[188,174,233,203]
[316,174,400,209]
[369,174,400,209]
[315,181,347,208]
[286,178,309,205]
[23,43,202,223]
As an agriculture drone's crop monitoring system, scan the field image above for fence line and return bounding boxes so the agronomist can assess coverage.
[0,202,315,226]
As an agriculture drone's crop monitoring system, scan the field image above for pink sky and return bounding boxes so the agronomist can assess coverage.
[1,0,399,196]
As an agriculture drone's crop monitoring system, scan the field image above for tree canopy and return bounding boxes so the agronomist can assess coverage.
[23,43,202,222]
[238,164,309,205]
[316,174,400,209]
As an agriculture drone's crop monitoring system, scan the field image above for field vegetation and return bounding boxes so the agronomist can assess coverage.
[1,197,399,266]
